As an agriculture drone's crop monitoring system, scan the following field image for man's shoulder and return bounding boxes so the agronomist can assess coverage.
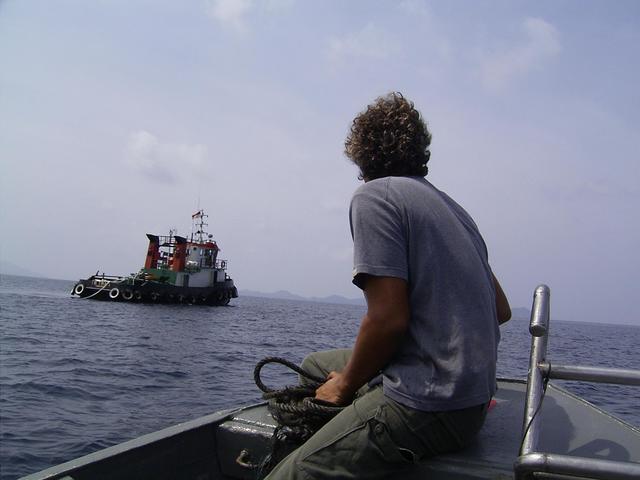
[351,177,440,215]
[354,176,433,196]
[354,177,389,194]
[387,176,440,205]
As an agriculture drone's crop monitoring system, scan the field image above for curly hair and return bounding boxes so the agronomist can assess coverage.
[345,92,432,180]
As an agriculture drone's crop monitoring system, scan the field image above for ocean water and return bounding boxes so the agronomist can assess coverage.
[1,274,638,479]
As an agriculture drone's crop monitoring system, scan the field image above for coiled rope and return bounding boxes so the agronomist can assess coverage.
[253,357,345,478]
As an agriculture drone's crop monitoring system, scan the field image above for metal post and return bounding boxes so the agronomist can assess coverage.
[515,285,640,480]
[515,452,640,480]
[520,284,550,456]
[539,363,640,386]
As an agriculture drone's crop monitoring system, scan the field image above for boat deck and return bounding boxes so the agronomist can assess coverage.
[216,379,640,479]
[19,378,640,480]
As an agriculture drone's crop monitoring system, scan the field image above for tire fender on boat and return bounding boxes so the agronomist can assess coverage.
[134,291,143,301]
[122,290,133,301]
[73,284,85,296]
[150,292,160,301]
[109,287,120,300]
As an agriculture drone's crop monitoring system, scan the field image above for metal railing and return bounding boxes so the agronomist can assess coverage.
[515,285,640,480]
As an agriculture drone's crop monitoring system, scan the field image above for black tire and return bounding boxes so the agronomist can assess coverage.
[122,290,133,301]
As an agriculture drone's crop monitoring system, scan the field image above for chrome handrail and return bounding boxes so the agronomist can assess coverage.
[538,363,640,386]
[520,285,550,456]
[515,284,640,480]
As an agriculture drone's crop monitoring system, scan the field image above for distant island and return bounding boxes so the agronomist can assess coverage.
[0,260,42,279]
[240,289,366,306]
[240,289,531,318]
[0,261,531,316]
[510,307,531,319]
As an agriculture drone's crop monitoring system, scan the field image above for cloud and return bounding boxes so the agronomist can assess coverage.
[205,0,293,32]
[327,23,398,63]
[205,0,254,32]
[265,0,295,11]
[124,130,207,184]
[399,0,431,18]
[480,17,561,91]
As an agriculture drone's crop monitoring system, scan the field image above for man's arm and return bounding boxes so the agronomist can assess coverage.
[315,275,409,405]
[493,273,511,324]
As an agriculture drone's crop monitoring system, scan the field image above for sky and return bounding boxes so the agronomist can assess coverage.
[1,0,639,325]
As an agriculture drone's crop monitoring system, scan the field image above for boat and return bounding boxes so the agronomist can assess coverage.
[70,210,238,306]
[22,286,640,479]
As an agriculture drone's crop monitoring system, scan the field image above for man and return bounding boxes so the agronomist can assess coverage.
[266,92,511,479]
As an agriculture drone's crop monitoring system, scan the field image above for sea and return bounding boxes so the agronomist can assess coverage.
[1,274,638,479]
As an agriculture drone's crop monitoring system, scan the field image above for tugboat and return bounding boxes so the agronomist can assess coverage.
[71,210,238,305]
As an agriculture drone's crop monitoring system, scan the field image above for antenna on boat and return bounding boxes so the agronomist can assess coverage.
[169,228,177,240]
[191,209,208,243]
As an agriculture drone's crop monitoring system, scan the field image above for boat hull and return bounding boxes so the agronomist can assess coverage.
[71,276,238,306]
[18,379,640,480]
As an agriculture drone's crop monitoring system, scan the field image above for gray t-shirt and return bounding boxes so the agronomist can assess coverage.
[349,176,500,411]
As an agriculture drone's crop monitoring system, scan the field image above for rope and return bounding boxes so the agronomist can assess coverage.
[519,369,550,456]
[81,281,111,300]
[253,357,345,479]
[254,356,326,392]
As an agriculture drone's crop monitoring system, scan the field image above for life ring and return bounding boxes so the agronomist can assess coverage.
[109,287,120,299]
[150,292,160,302]
[73,284,85,295]
[134,291,143,301]
[122,290,133,301]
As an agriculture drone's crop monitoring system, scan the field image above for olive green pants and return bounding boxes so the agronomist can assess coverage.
[264,349,488,480]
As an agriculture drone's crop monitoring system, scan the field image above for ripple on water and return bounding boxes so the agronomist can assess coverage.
[1,276,638,480]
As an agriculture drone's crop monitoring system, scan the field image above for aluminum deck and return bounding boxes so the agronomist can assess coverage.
[216,379,640,479]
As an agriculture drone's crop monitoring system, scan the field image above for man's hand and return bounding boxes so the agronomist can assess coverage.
[314,276,409,408]
[315,371,355,406]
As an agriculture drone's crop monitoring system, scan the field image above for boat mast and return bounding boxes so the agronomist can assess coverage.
[191,209,209,243]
